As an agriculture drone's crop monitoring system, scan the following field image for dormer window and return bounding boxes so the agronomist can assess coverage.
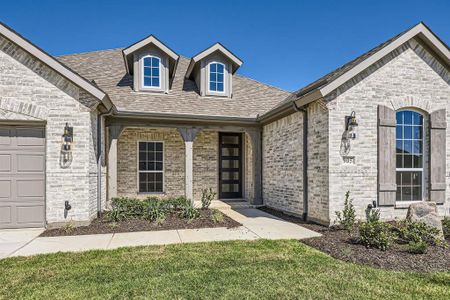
[209,62,225,93]
[142,56,161,88]
[122,35,179,93]
[185,43,243,98]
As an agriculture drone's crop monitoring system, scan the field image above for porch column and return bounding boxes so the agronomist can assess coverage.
[247,129,263,205]
[177,127,202,201]
[107,125,124,202]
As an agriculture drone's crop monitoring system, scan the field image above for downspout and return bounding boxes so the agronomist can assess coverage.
[293,101,308,221]
[97,107,113,217]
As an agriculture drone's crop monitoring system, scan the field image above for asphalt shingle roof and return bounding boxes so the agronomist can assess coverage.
[57,49,290,119]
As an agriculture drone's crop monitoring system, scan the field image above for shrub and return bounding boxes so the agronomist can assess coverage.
[395,220,442,246]
[180,203,200,221]
[211,209,224,223]
[143,197,167,222]
[335,191,356,232]
[366,208,380,223]
[407,240,428,254]
[443,217,450,240]
[62,221,75,234]
[201,188,216,209]
[166,196,191,210]
[359,221,394,251]
[110,197,145,221]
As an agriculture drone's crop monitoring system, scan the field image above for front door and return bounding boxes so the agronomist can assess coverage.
[219,133,243,199]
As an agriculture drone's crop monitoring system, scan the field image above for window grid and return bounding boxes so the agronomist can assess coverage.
[395,111,423,201]
[142,56,160,88]
[209,63,224,92]
[138,142,163,193]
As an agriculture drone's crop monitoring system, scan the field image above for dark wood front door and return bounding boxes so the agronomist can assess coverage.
[219,133,243,199]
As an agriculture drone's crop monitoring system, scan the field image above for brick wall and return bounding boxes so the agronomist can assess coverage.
[327,39,450,223]
[263,112,304,215]
[117,128,219,201]
[0,34,101,226]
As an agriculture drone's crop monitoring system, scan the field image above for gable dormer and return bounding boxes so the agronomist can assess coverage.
[185,43,243,98]
[122,35,179,93]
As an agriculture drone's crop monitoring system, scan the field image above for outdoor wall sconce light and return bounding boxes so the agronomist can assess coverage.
[345,111,358,140]
[61,122,73,165]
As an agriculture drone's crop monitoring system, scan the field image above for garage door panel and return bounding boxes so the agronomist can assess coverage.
[0,128,11,145]
[16,128,45,146]
[16,180,45,197]
[0,206,12,224]
[0,125,45,229]
[17,154,45,172]
[0,154,11,171]
[0,180,11,200]
[16,205,45,224]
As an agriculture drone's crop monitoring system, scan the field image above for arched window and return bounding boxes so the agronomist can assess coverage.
[396,110,424,201]
[142,55,161,88]
[208,62,225,92]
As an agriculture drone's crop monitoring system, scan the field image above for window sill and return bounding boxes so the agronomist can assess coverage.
[395,200,422,209]
[137,192,166,195]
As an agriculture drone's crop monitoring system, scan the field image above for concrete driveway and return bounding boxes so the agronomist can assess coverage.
[0,206,320,259]
[0,228,44,259]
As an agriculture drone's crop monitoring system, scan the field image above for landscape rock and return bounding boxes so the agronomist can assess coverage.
[406,202,444,239]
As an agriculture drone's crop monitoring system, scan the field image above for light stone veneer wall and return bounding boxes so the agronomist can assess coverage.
[263,112,305,215]
[0,34,104,226]
[326,39,450,223]
[307,102,330,224]
[117,128,219,201]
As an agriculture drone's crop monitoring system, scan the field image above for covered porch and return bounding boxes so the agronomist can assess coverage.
[105,116,262,205]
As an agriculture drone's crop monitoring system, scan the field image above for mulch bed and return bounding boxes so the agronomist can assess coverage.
[259,207,450,272]
[41,209,241,237]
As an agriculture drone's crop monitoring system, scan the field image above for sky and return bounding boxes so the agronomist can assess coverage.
[1,0,449,92]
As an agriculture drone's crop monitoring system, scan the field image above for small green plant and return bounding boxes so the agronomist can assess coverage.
[201,188,216,209]
[359,221,394,251]
[62,221,75,234]
[167,196,191,210]
[396,220,442,246]
[366,208,380,223]
[443,217,450,240]
[407,240,428,254]
[110,197,147,221]
[180,204,200,221]
[210,209,224,223]
[335,191,356,232]
[108,222,119,229]
[143,198,167,222]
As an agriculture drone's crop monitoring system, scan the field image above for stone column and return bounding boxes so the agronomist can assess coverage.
[107,125,124,202]
[246,129,263,205]
[177,127,202,201]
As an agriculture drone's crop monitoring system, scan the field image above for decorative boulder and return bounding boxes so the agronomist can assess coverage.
[406,202,444,238]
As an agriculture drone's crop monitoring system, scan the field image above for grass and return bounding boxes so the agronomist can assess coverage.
[0,240,449,299]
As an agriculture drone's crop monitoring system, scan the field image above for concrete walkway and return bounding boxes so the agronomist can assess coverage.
[0,207,320,259]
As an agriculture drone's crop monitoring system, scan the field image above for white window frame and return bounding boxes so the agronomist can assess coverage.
[137,141,165,194]
[207,62,225,94]
[395,109,425,202]
[141,55,161,89]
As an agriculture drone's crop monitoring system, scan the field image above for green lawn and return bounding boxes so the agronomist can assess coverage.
[0,240,449,299]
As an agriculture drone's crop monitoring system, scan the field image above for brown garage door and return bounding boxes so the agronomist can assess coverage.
[0,126,45,228]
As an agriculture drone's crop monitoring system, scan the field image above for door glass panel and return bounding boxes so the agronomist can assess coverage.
[221,159,239,168]
[221,136,239,144]
[222,172,239,180]
[221,147,239,156]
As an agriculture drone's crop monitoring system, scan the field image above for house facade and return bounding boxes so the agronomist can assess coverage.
[0,22,449,228]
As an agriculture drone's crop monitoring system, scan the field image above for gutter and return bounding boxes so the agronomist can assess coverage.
[292,101,309,221]
[115,110,260,125]
[96,105,114,217]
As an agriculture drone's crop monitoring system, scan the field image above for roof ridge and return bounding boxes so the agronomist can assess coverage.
[56,47,124,57]
[234,74,291,94]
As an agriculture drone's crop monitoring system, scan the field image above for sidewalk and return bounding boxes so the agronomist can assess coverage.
[1,207,320,259]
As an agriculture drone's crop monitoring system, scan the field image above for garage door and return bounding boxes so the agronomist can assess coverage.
[0,126,45,228]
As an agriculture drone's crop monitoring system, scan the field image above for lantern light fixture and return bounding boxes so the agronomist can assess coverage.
[345,111,358,140]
